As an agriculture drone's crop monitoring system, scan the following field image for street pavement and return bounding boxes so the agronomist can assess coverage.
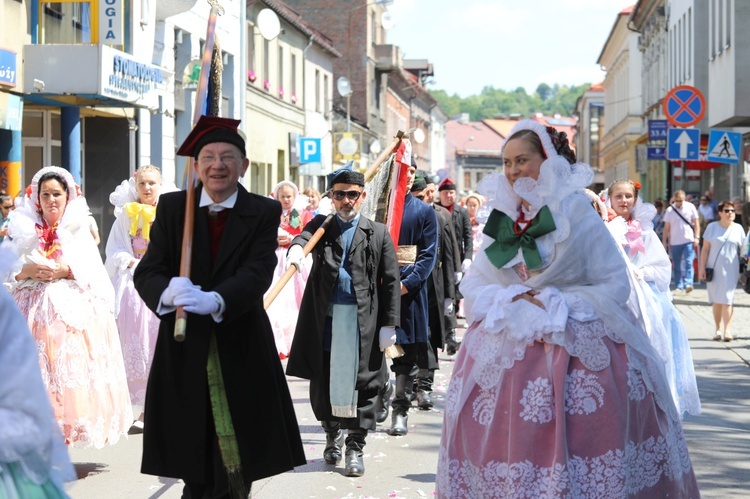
[66,283,750,498]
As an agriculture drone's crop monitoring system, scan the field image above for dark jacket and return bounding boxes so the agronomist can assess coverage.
[437,202,473,263]
[286,214,401,393]
[428,204,457,346]
[397,194,438,344]
[133,185,306,485]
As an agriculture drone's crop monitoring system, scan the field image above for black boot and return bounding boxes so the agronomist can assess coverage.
[416,369,434,409]
[344,429,367,477]
[445,330,461,356]
[388,374,411,436]
[322,421,344,465]
[389,411,408,436]
[375,380,393,424]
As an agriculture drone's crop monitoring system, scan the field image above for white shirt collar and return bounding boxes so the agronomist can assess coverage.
[199,188,238,212]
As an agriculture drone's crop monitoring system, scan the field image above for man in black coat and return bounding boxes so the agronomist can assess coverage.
[285,166,400,477]
[435,177,472,354]
[410,175,456,409]
[134,116,306,498]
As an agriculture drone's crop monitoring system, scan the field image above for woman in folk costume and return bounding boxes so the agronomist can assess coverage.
[604,179,701,417]
[436,120,699,498]
[0,245,76,498]
[4,166,132,448]
[266,180,313,358]
[105,165,175,425]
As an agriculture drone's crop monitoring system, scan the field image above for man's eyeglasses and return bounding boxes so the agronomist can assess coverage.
[723,209,736,213]
[331,190,362,201]
[197,154,240,168]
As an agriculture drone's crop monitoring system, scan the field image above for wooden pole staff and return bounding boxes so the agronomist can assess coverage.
[174,0,224,342]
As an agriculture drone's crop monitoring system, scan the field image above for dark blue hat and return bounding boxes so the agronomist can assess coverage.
[327,161,365,190]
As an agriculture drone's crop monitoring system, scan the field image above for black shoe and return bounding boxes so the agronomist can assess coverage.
[375,381,393,424]
[323,430,344,464]
[416,390,433,410]
[388,412,408,436]
[445,331,461,356]
[344,449,365,477]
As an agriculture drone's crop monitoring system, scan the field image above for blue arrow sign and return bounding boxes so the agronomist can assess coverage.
[667,128,700,160]
[299,137,322,163]
[707,129,741,164]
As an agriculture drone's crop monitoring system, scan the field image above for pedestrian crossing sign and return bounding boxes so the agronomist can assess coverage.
[707,129,741,164]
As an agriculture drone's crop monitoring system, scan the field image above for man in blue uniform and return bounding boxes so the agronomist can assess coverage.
[387,159,438,436]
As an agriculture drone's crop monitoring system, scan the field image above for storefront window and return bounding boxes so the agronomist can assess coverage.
[41,1,92,44]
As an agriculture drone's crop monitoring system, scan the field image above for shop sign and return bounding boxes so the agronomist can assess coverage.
[100,46,166,108]
[0,49,17,88]
[99,0,124,45]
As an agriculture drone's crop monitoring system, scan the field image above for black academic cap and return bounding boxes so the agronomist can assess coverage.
[176,115,246,159]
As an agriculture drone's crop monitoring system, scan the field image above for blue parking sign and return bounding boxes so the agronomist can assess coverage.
[299,137,321,164]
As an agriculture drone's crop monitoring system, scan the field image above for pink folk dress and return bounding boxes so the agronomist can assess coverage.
[106,208,160,408]
[6,189,132,449]
[266,208,312,358]
[437,158,699,496]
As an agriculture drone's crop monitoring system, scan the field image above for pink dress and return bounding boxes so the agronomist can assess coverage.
[266,208,312,358]
[438,169,699,497]
[109,229,160,407]
[8,199,132,448]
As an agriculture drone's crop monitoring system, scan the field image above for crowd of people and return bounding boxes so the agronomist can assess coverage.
[2,114,748,497]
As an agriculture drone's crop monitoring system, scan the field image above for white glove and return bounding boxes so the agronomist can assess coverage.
[461,258,472,273]
[286,244,305,271]
[379,326,397,352]
[161,277,199,306]
[444,298,454,316]
[455,272,463,284]
[173,288,220,315]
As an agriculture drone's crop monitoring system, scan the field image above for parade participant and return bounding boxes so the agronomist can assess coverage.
[434,176,464,355]
[464,193,485,260]
[606,179,701,417]
[699,200,748,342]
[133,116,305,498]
[267,180,313,358]
[410,174,456,409]
[436,177,473,270]
[437,120,699,497]
[662,189,700,293]
[285,164,400,477]
[387,161,438,436]
[4,166,132,448]
[105,165,174,427]
[0,192,12,243]
[0,246,76,498]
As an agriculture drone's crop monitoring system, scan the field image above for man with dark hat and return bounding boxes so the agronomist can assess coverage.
[435,177,472,354]
[410,174,456,409]
[386,160,438,436]
[134,115,306,498]
[285,163,400,477]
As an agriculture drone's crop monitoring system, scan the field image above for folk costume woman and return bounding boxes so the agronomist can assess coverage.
[4,166,132,448]
[605,179,701,417]
[105,165,174,420]
[436,121,698,497]
[266,180,313,358]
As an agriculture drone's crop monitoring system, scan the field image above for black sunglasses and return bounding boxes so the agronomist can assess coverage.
[331,189,362,201]
[723,209,736,213]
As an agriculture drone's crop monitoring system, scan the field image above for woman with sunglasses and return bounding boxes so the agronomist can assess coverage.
[699,200,748,341]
